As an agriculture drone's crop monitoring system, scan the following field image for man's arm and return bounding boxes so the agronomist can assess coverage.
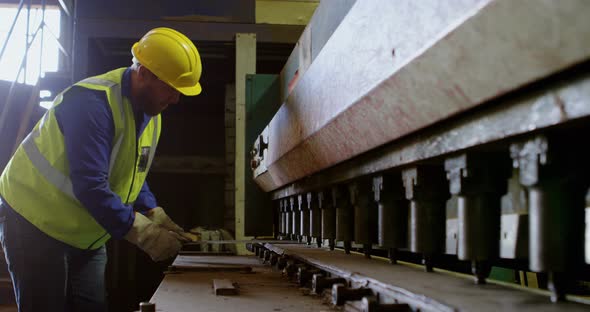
[134,181,157,214]
[54,86,134,239]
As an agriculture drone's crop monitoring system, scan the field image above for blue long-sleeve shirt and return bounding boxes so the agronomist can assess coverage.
[53,67,157,239]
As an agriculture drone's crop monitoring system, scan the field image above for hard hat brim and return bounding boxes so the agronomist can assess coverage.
[175,82,202,96]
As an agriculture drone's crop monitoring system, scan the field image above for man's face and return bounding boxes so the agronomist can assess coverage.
[138,67,181,116]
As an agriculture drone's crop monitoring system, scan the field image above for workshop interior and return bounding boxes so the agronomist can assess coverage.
[1,0,590,311]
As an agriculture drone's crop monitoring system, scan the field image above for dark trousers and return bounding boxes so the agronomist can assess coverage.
[0,201,107,312]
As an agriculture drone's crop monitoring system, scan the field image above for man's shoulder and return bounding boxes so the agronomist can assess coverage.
[55,86,113,120]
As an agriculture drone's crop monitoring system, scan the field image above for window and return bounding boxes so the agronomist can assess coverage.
[0,6,61,85]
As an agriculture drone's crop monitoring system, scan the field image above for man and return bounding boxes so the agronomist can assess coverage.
[0,27,202,311]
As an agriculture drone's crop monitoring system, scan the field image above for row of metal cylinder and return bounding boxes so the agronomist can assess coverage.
[275,135,590,302]
[249,244,410,312]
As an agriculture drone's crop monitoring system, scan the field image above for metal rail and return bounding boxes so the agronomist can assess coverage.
[260,243,590,312]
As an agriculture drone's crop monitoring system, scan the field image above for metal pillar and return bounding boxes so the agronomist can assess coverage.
[298,194,311,244]
[319,191,336,250]
[349,181,373,258]
[373,174,407,264]
[402,166,447,272]
[290,197,301,242]
[308,192,322,247]
[444,153,509,284]
[333,186,353,254]
[511,135,586,302]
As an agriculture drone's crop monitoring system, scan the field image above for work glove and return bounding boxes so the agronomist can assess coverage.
[125,212,182,262]
[147,207,191,242]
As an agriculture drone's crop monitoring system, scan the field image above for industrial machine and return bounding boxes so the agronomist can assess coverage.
[2,0,590,311]
[243,0,590,311]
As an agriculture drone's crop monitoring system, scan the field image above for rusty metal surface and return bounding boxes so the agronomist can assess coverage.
[265,244,590,312]
[151,255,336,312]
[269,62,590,199]
[255,0,590,191]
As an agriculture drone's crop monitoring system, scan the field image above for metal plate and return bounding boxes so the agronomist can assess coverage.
[256,0,590,191]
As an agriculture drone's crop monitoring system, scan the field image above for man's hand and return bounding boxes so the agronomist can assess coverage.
[147,207,191,242]
[125,212,182,261]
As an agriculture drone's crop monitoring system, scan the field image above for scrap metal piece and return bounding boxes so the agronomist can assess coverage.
[213,279,238,296]
[138,302,155,312]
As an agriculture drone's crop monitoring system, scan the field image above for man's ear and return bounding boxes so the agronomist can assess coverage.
[137,65,149,81]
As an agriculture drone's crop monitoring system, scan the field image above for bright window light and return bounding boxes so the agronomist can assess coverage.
[39,100,53,109]
[0,6,61,85]
[39,89,52,98]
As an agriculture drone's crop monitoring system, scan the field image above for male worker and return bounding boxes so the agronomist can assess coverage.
[0,27,202,311]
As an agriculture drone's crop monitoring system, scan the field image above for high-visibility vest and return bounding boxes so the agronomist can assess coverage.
[0,68,161,249]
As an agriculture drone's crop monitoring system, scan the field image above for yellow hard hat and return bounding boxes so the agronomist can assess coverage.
[132,27,202,96]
